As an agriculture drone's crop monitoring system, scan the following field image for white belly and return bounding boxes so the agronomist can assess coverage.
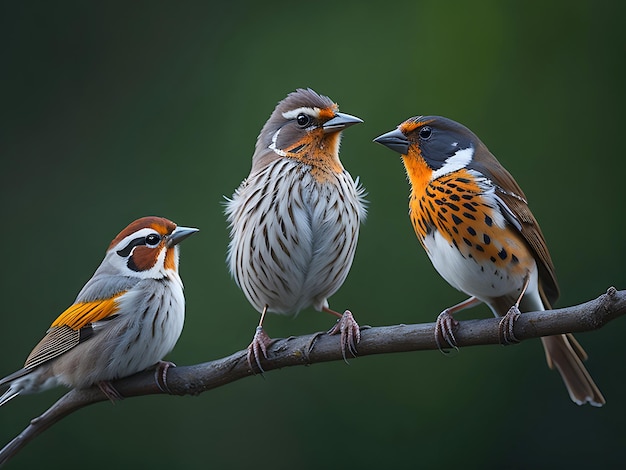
[423,230,538,305]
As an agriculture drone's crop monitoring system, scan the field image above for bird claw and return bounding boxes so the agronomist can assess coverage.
[327,310,361,362]
[97,380,124,403]
[247,326,273,373]
[499,305,521,345]
[155,360,176,394]
[435,310,459,352]
[306,331,324,357]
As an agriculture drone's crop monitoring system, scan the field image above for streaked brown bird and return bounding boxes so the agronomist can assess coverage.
[374,115,604,406]
[226,88,366,371]
[0,216,198,406]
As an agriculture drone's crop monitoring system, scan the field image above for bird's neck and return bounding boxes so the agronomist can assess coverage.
[295,132,344,181]
[253,133,344,183]
[402,153,431,195]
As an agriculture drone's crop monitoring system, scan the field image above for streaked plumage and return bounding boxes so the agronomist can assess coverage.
[226,88,366,370]
[375,115,604,406]
[0,216,198,406]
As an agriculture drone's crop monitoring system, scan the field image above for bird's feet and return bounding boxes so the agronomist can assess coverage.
[435,310,459,352]
[155,360,176,394]
[97,381,124,403]
[327,310,361,361]
[247,326,273,373]
[499,305,521,345]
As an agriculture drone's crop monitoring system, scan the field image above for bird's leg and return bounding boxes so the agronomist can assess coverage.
[97,381,124,403]
[436,296,482,352]
[247,306,273,373]
[499,274,531,345]
[154,360,176,394]
[325,307,361,361]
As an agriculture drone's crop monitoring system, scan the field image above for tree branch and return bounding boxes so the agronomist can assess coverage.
[1,286,625,466]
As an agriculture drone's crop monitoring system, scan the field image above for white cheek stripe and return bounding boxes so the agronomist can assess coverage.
[269,128,288,156]
[282,107,320,120]
[430,146,474,181]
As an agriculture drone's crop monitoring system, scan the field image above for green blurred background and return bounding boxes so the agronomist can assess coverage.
[1,1,624,468]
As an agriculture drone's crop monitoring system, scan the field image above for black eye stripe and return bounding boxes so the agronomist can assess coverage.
[116,236,147,257]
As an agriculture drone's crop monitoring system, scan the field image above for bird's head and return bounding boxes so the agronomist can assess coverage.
[374,115,480,183]
[252,88,362,176]
[105,216,198,280]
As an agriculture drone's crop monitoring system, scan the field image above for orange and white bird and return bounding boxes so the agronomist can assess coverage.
[0,216,198,405]
[375,115,604,406]
[226,88,366,371]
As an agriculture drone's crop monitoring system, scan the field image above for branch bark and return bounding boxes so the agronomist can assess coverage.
[1,286,624,466]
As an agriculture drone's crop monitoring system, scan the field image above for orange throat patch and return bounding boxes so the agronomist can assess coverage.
[286,131,344,183]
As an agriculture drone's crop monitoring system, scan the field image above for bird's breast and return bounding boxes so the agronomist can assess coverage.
[409,168,535,299]
[227,159,363,314]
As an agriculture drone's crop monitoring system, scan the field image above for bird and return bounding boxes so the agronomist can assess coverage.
[374,115,605,406]
[0,216,198,406]
[226,88,367,372]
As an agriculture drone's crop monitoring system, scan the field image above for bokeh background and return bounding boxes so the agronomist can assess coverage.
[1,1,624,468]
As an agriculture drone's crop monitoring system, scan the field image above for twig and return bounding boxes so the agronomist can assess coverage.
[1,287,624,466]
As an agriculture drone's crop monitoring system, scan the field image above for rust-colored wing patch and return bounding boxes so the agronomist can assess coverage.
[21,294,125,369]
[50,293,124,331]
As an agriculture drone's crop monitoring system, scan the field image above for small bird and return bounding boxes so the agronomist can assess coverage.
[226,88,366,371]
[374,115,604,406]
[0,216,198,406]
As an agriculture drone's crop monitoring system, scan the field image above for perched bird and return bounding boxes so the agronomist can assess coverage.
[226,88,366,371]
[374,115,604,406]
[0,216,198,406]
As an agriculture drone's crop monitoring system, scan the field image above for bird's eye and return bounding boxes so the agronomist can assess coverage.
[296,113,311,127]
[419,126,432,140]
[145,234,161,246]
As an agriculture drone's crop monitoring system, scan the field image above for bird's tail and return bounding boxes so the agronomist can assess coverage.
[0,387,21,407]
[540,334,605,406]
[496,284,605,407]
[0,368,31,408]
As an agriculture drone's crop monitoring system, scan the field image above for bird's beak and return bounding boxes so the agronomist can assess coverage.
[167,226,199,247]
[323,112,363,133]
[373,128,409,155]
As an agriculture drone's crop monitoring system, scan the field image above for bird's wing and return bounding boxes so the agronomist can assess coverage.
[23,293,124,369]
[475,149,560,305]
[50,293,124,330]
